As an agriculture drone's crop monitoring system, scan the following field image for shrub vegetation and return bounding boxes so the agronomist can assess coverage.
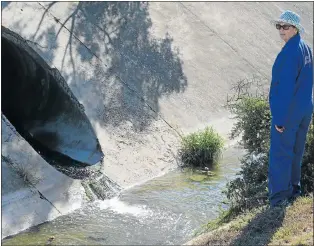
[178,127,224,169]
[222,77,314,218]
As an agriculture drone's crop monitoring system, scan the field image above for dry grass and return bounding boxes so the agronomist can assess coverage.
[270,196,313,246]
[186,196,313,246]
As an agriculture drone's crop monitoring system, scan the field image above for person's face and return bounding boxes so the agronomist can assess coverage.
[276,22,298,43]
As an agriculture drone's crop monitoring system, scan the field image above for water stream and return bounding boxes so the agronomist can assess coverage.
[2,146,246,245]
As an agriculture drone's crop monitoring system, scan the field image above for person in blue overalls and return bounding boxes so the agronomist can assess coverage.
[269,10,313,207]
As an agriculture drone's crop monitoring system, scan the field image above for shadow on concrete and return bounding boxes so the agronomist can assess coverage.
[29,1,188,132]
[2,26,104,169]
[1,2,186,236]
[229,207,286,246]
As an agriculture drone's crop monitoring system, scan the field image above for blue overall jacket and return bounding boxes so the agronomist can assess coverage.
[269,33,313,127]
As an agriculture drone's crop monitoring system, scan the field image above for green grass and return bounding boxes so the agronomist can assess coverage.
[187,196,313,246]
[206,206,237,231]
[178,126,224,169]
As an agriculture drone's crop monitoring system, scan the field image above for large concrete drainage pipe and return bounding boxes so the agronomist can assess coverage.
[1,26,104,177]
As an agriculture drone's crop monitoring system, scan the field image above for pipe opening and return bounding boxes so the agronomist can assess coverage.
[1,26,104,179]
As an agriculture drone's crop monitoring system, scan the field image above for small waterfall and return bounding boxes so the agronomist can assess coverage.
[79,164,122,201]
[42,157,122,201]
[82,173,122,201]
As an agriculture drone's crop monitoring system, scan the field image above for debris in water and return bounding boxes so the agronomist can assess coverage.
[46,236,55,245]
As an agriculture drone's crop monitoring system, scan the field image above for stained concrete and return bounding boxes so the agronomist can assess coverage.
[1,1,313,239]
[2,116,86,239]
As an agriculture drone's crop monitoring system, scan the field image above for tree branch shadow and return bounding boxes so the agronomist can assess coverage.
[27,1,188,132]
[31,2,57,41]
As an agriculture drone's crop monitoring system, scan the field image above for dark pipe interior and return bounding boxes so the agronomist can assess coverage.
[2,38,48,129]
[1,33,104,179]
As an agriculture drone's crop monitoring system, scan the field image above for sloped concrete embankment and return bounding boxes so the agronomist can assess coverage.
[1,1,313,239]
[2,115,86,239]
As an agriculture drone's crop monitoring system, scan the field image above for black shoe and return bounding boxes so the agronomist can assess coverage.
[288,193,301,203]
[272,199,292,208]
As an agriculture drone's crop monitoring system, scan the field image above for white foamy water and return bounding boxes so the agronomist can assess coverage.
[2,147,245,245]
[94,197,154,217]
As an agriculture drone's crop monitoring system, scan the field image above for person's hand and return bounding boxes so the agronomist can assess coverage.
[275,125,285,133]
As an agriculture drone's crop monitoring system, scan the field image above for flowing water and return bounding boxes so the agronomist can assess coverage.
[2,146,246,245]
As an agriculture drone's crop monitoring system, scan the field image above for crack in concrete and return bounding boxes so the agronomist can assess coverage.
[2,155,63,215]
[36,1,183,140]
[178,2,268,80]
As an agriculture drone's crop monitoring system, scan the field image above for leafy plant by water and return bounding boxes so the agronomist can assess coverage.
[228,96,271,154]
[221,77,314,217]
[301,121,314,195]
[178,127,224,169]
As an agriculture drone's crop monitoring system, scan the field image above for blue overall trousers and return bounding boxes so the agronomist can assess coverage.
[269,33,313,207]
